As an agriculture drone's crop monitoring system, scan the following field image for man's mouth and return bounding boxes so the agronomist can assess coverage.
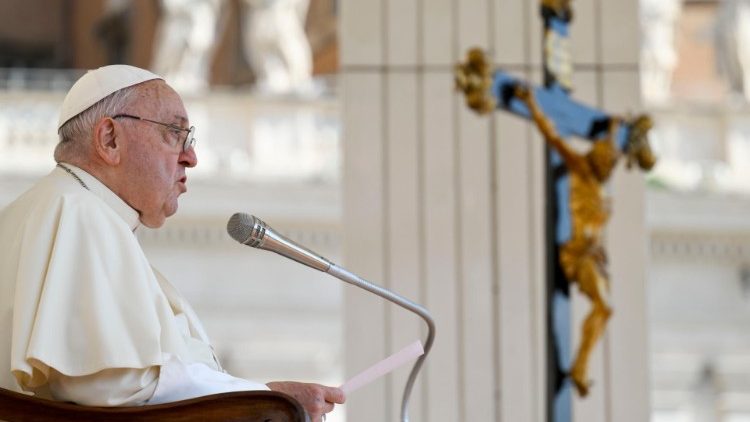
[177,176,187,192]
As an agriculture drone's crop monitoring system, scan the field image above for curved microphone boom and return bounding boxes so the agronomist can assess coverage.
[227,212,435,422]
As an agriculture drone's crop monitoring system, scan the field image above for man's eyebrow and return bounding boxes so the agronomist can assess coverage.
[172,115,188,124]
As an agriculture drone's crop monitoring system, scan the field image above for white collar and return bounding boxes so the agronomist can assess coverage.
[56,163,141,231]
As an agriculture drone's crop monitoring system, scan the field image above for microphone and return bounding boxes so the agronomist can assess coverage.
[227,212,435,422]
[226,213,331,272]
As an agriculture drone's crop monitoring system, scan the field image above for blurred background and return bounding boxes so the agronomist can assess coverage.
[644,1,750,421]
[3,0,750,421]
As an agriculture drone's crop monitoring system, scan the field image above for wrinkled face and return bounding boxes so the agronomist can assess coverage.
[117,81,197,228]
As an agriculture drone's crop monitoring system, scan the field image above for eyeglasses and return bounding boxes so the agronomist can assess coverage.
[112,114,196,152]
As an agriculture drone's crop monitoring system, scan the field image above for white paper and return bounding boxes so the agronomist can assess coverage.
[339,340,424,395]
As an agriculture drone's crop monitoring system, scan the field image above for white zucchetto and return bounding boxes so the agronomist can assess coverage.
[57,65,162,131]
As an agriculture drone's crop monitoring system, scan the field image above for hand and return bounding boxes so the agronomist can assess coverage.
[514,84,531,101]
[267,381,345,422]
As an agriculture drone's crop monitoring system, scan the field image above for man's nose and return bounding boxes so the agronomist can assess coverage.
[179,146,198,168]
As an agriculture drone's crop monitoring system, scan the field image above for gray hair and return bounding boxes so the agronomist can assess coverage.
[55,85,140,160]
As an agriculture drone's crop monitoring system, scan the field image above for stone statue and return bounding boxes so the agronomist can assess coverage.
[715,0,750,101]
[151,0,223,93]
[241,0,313,93]
[640,0,681,104]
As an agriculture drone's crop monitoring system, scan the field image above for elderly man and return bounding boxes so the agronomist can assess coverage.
[0,65,343,421]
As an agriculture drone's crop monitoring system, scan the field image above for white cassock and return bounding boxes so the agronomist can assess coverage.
[0,164,268,406]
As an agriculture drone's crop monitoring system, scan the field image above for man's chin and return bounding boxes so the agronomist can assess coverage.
[139,215,167,229]
[138,201,179,228]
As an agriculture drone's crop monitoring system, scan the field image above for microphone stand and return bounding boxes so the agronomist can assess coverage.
[326,265,436,422]
[227,214,435,422]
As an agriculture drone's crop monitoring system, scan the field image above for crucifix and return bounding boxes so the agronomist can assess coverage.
[455,1,656,421]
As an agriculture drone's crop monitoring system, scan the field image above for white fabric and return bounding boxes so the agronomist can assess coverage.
[58,65,162,130]
[149,355,268,405]
[32,366,159,406]
[0,164,267,404]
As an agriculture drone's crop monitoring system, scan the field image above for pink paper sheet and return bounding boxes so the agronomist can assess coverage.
[340,340,424,395]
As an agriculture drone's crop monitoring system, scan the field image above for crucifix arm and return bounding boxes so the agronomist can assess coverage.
[513,85,583,169]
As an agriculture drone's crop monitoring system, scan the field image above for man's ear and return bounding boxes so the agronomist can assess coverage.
[92,117,121,166]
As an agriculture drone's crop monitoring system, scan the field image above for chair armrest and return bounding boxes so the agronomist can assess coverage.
[0,387,309,422]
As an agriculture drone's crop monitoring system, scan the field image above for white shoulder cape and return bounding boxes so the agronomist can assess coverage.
[0,167,196,390]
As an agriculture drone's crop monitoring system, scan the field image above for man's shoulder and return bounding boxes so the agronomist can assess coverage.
[0,172,109,230]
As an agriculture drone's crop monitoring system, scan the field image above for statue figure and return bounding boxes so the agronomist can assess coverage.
[241,0,313,94]
[640,0,681,104]
[715,0,750,101]
[514,85,654,396]
[150,0,223,93]
[455,45,655,398]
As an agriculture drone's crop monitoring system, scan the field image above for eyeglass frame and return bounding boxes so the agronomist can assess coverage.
[112,113,196,152]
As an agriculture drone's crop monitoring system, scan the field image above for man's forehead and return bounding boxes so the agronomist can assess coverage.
[133,81,188,122]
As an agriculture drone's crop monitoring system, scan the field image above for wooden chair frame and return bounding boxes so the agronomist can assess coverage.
[0,387,309,422]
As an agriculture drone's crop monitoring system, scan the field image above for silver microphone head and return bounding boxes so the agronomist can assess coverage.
[226,212,332,272]
[226,212,267,247]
